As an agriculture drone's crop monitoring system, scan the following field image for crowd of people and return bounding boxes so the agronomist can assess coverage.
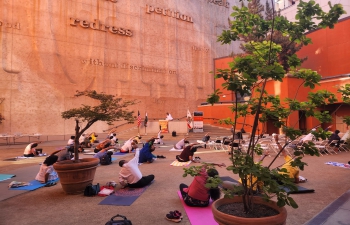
[21,122,349,223]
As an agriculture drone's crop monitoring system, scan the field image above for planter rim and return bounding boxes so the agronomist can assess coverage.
[212,196,287,221]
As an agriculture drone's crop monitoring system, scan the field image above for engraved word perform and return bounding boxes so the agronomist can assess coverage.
[0,21,20,29]
[69,18,132,37]
[146,5,193,23]
[208,0,229,8]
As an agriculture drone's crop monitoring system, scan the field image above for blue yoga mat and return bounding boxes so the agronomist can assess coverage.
[99,182,152,206]
[10,178,59,191]
[0,174,16,182]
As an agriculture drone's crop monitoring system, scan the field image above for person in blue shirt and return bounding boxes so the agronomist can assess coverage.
[139,138,157,163]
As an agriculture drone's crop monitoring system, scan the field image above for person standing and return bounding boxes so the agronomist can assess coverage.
[166,112,173,121]
[118,149,155,188]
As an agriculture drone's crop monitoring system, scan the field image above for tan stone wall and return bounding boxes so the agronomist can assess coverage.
[0,0,241,135]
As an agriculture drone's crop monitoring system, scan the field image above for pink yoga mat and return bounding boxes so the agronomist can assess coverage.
[177,191,218,225]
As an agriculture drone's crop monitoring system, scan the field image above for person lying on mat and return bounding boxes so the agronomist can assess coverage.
[93,146,115,165]
[176,143,200,163]
[118,149,155,188]
[139,137,157,163]
[23,141,42,157]
[275,134,307,183]
[179,163,226,207]
[174,137,189,150]
[120,136,139,153]
[35,155,59,185]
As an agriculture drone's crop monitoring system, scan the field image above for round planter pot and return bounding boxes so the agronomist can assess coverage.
[53,158,100,195]
[212,197,287,225]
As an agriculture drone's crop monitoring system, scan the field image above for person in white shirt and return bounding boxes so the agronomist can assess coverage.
[67,136,75,145]
[118,149,155,188]
[120,136,138,153]
[166,112,173,121]
[174,137,189,150]
[79,134,86,145]
[299,129,316,144]
[154,130,164,145]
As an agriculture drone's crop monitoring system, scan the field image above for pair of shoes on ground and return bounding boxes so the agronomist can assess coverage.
[165,210,183,223]
[157,155,166,158]
[194,156,201,160]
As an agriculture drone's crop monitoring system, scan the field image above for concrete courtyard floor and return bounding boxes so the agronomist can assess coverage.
[0,139,349,225]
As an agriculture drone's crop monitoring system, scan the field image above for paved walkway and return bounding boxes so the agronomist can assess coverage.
[0,139,349,225]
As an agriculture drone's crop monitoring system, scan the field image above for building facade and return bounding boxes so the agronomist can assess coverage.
[199,0,350,134]
[0,0,243,135]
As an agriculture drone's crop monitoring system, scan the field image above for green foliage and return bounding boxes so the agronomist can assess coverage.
[61,90,137,161]
[207,89,222,105]
[205,0,346,214]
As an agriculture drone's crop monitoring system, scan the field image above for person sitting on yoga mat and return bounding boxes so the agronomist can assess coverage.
[176,143,200,163]
[153,130,164,145]
[179,163,226,207]
[120,136,139,153]
[35,155,59,185]
[94,139,112,153]
[174,137,189,150]
[93,146,115,165]
[50,146,74,161]
[139,137,157,163]
[23,141,42,157]
[118,148,155,188]
[275,134,307,183]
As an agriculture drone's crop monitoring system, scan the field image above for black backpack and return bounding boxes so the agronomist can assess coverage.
[84,183,100,196]
[100,154,112,165]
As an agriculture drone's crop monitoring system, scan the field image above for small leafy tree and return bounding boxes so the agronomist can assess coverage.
[61,90,137,161]
[187,0,346,216]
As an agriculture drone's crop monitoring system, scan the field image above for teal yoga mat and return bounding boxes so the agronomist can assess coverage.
[0,174,16,182]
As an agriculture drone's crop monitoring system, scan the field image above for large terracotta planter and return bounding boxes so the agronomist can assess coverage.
[212,197,287,225]
[53,158,100,195]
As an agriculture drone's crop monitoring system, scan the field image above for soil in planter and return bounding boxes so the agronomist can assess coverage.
[218,202,279,218]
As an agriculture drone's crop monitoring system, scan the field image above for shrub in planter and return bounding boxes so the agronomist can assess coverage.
[55,90,137,194]
[184,0,348,222]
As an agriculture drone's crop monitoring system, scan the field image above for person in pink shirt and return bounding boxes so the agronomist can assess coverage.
[179,162,225,207]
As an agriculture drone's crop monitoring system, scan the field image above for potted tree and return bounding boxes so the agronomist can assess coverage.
[54,90,136,194]
[184,0,347,224]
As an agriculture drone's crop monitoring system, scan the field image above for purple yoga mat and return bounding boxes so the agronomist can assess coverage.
[99,184,151,206]
[177,191,218,225]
